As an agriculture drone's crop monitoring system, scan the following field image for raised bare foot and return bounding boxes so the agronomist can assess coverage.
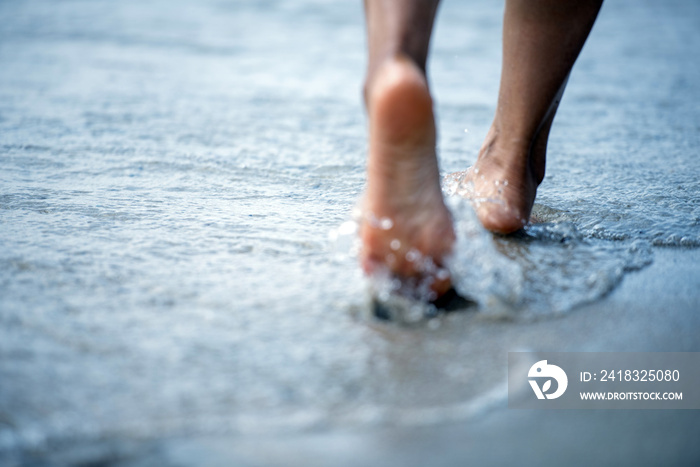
[446,125,546,234]
[360,56,455,299]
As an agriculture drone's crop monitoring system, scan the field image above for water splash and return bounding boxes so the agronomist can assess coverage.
[331,194,655,322]
[444,196,524,316]
[445,197,653,318]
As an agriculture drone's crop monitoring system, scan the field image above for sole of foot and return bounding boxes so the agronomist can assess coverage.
[360,55,455,300]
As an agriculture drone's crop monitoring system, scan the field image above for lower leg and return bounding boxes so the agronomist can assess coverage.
[452,0,603,233]
[361,0,454,298]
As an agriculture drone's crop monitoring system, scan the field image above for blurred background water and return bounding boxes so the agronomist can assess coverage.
[1,0,699,461]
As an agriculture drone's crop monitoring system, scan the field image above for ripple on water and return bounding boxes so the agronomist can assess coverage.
[347,196,655,323]
[446,198,652,318]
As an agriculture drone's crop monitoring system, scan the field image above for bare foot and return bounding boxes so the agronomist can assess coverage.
[446,125,547,234]
[360,56,455,299]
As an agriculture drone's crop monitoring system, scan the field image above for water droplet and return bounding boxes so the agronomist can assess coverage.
[436,269,450,281]
[390,239,401,250]
[405,304,423,322]
[405,249,420,262]
[379,217,393,230]
[337,220,357,236]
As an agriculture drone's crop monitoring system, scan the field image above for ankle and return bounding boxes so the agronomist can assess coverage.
[477,124,546,186]
[478,127,527,170]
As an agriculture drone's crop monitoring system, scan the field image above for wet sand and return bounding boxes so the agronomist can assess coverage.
[189,248,697,467]
[11,251,698,466]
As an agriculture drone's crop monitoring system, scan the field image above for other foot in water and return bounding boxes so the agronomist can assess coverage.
[445,126,545,234]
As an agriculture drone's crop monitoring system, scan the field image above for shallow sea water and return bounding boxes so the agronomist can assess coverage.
[1,0,699,459]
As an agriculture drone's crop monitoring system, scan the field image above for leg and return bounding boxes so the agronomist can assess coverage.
[361,0,454,298]
[450,0,603,233]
